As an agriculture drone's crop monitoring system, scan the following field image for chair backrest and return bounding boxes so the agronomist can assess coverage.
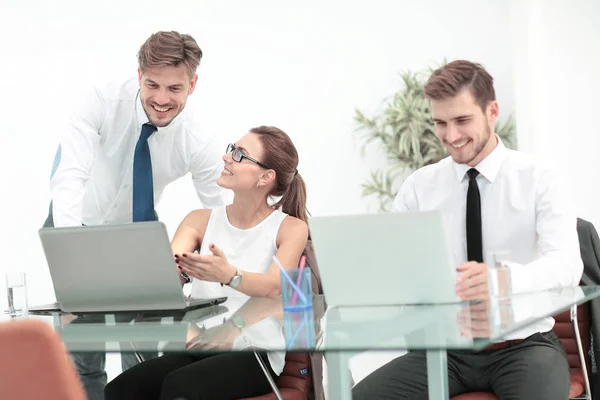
[0,319,86,400]
[303,237,327,400]
[275,352,313,398]
[237,352,312,400]
[304,238,324,298]
[552,302,591,399]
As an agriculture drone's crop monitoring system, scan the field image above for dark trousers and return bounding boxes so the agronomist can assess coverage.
[69,313,158,400]
[352,331,570,400]
[104,351,277,400]
[43,202,54,228]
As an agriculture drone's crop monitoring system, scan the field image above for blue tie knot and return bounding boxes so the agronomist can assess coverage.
[140,123,157,141]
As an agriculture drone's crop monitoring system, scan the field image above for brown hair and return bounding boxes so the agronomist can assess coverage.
[137,31,203,78]
[424,60,495,111]
[250,126,308,223]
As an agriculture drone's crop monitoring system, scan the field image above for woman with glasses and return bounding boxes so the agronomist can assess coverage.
[105,125,309,400]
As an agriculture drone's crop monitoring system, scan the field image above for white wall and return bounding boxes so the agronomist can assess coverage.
[0,0,519,385]
[0,0,516,309]
[509,0,600,228]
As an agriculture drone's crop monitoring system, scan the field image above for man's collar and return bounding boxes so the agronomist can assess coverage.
[135,90,150,128]
[452,135,508,183]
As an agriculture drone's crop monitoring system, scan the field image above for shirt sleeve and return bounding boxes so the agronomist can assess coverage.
[190,134,225,208]
[391,173,419,212]
[507,166,583,294]
[50,86,105,227]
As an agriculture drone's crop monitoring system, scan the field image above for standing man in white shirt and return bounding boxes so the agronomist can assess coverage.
[352,60,583,399]
[44,31,224,400]
[45,30,223,228]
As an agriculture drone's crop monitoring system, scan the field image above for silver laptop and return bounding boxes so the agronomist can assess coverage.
[35,222,226,313]
[308,211,461,307]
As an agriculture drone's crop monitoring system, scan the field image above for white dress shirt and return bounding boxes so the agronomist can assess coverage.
[392,137,583,338]
[189,206,288,374]
[50,78,224,227]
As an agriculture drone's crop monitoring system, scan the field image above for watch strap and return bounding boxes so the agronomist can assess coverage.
[180,272,191,284]
[221,269,241,287]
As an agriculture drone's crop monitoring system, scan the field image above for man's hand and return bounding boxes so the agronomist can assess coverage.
[457,301,492,338]
[455,261,489,301]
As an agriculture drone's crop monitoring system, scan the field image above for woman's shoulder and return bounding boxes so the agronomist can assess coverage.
[184,208,213,224]
[277,215,309,244]
[180,208,216,237]
[280,214,307,229]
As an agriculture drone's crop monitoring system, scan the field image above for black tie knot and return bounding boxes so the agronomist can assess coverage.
[467,168,479,180]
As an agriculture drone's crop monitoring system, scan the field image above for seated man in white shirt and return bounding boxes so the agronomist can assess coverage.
[43,31,224,400]
[352,60,583,400]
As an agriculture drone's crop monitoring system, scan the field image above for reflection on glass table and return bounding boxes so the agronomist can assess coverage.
[321,286,600,400]
[11,286,600,400]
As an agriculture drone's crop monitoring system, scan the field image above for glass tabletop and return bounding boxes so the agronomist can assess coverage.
[8,286,600,353]
[323,286,600,351]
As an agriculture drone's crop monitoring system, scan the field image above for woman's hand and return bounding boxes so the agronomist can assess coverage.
[175,243,237,284]
[186,322,241,351]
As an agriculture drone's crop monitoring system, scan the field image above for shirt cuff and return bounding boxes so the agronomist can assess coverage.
[506,262,531,295]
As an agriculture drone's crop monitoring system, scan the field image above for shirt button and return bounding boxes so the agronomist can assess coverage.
[124,184,130,188]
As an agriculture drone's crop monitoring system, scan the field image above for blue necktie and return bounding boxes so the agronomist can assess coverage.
[50,145,61,179]
[132,123,158,222]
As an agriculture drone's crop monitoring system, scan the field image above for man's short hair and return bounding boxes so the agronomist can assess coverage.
[424,60,495,111]
[138,31,202,78]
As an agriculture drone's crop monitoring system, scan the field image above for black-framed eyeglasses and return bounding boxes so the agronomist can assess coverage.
[226,143,270,169]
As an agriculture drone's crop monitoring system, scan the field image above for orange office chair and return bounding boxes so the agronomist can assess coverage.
[238,352,313,400]
[0,319,86,400]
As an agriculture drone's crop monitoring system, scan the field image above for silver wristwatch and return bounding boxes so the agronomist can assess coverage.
[226,315,246,330]
[226,269,243,289]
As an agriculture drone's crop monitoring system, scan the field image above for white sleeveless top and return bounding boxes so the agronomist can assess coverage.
[190,205,288,375]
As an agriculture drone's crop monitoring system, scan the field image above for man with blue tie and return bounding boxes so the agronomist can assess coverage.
[45,30,223,228]
[44,31,224,399]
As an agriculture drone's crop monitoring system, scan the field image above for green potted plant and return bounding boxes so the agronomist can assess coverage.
[354,64,517,211]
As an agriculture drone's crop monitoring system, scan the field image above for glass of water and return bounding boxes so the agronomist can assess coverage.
[486,251,511,299]
[6,272,28,317]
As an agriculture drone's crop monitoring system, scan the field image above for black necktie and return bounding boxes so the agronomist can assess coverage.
[132,123,157,222]
[466,168,483,263]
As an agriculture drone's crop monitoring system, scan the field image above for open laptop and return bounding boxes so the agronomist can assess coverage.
[308,211,462,307]
[33,222,226,313]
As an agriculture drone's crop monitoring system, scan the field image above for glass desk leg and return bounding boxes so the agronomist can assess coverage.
[326,352,352,400]
[52,313,61,330]
[427,349,449,399]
